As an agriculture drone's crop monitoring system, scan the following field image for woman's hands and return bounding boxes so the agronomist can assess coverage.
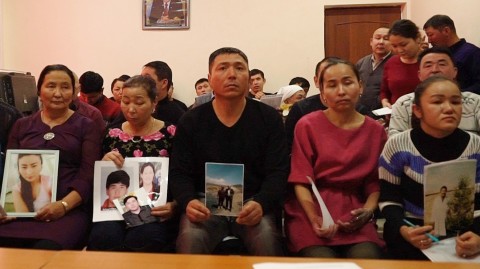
[0,206,15,224]
[338,208,373,233]
[456,231,480,258]
[311,215,338,239]
[35,201,67,222]
[381,98,392,109]
[102,150,125,167]
[399,224,434,249]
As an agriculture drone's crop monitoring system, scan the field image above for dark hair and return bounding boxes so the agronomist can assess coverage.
[208,47,248,73]
[314,57,342,77]
[289,77,310,89]
[79,71,104,94]
[37,64,75,95]
[17,154,43,212]
[423,15,456,33]
[195,78,209,88]
[122,75,157,102]
[319,59,361,88]
[418,46,455,66]
[414,76,459,107]
[106,170,130,189]
[144,61,172,89]
[111,75,131,91]
[123,195,137,205]
[389,19,420,40]
[440,185,448,191]
[249,69,265,79]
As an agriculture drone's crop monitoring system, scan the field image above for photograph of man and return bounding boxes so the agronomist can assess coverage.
[431,186,450,236]
[149,0,186,25]
[217,186,225,209]
[225,186,235,211]
[121,195,157,228]
[101,170,130,210]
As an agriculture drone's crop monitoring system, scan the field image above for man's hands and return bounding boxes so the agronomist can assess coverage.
[186,199,264,226]
[236,201,263,226]
[186,199,210,222]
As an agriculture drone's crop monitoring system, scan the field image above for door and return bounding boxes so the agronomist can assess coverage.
[325,6,402,63]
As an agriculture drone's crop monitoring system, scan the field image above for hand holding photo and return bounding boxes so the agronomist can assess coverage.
[113,189,158,228]
[205,162,244,217]
[0,150,59,217]
[403,218,440,243]
[423,159,476,237]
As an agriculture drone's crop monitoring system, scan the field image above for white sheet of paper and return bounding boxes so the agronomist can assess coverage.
[422,237,480,263]
[253,262,362,269]
[306,176,334,227]
[372,107,392,116]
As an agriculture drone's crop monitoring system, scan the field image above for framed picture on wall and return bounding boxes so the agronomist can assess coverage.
[143,0,190,30]
[0,149,59,217]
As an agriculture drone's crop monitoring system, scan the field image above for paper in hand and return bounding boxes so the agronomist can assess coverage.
[306,176,334,227]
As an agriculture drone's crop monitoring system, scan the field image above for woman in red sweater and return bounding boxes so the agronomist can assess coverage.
[380,19,423,108]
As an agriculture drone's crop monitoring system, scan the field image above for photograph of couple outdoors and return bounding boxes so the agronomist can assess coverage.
[205,163,244,217]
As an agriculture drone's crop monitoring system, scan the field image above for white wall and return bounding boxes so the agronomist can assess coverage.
[0,0,3,69]
[410,0,480,46]
[3,0,478,105]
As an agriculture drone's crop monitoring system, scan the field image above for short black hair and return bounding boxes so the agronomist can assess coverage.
[106,170,130,189]
[195,78,209,88]
[249,69,265,79]
[423,14,456,33]
[208,47,248,73]
[123,195,138,205]
[418,46,455,66]
[289,77,310,89]
[79,71,104,94]
[144,61,173,89]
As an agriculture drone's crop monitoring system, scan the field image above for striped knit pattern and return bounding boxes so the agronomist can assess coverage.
[379,130,480,217]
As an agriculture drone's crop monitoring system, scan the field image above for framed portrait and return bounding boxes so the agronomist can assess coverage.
[143,0,190,30]
[0,149,59,217]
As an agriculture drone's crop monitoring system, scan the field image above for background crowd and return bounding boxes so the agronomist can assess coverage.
[0,14,479,260]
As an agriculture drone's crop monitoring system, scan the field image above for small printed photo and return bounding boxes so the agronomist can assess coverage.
[100,168,134,211]
[138,161,162,206]
[126,157,169,207]
[92,161,138,222]
[113,188,157,228]
[0,150,59,217]
[205,162,244,217]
